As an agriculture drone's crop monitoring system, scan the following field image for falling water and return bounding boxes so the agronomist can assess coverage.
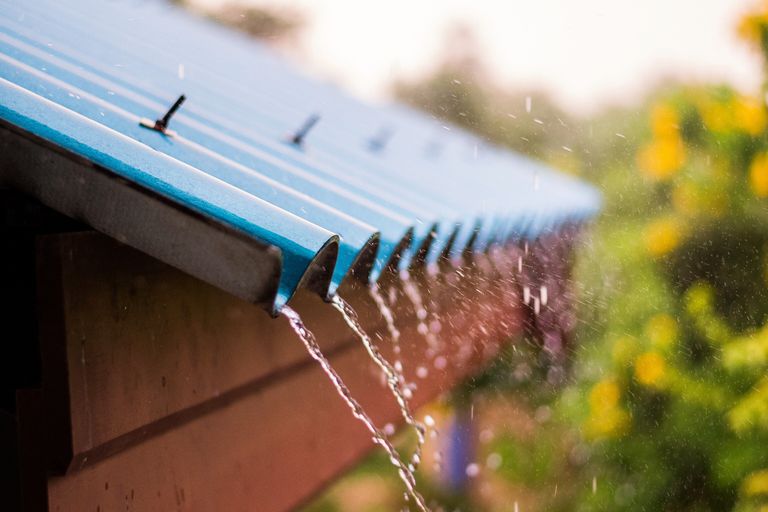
[400,271,437,349]
[369,282,409,401]
[281,305,430,512]
[330,295,428,474]
[369,282,402,353]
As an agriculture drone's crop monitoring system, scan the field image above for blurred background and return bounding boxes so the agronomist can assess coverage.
[173,0,768,510]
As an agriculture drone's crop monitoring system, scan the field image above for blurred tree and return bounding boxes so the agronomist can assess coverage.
[393,24,583,165]
[565,4,768,509]
[167,1,304,44]
[210,3,304,42]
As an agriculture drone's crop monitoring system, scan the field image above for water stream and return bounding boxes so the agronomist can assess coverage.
[330,295,428,474]
[369,282,410,406]
[280,305,430,512]
[369,282,402,355]
[400,271,438,350]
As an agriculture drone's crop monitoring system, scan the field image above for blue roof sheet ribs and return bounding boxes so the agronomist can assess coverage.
[1,6,576,256]
[0,80,337,311]
[0,52,381,294]
[0,24,438,270]
[0,9,500,236]
[0,14,452,224]
[0,0,600,313]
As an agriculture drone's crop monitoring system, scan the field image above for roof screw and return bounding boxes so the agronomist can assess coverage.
[289,113,320,147]
[367,127,393,153]
[139,94,186,136]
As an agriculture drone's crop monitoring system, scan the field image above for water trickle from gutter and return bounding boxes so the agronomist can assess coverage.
[280,305,430,512]
[330,295,428,474]
[400,270,438,351]
[369,282,402,355]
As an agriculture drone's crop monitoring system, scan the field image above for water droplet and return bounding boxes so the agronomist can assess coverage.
[479,428,494,443]
[486,453,502,470]
[465,463,480,477]
[535,405,552,423]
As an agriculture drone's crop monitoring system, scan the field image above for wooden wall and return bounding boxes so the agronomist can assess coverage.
[19,231,523,511]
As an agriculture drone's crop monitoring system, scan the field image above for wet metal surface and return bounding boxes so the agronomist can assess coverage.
[0,0,600,313]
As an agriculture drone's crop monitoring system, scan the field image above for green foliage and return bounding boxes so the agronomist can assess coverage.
[489,435,556,486]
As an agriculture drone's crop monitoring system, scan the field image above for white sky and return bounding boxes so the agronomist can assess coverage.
[195,0,763,114]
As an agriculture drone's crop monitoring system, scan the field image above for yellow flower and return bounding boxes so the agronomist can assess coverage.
[651,104,680,139]
[738,15,761,44]
[637,104,687,180]
[637,136,686,180]
[644,217,683,257]
[645,313,678,350]
[584,408,630,439]
[700,99,732,133]
[734,96,767,135]
[589,379,620,411]
[585,379,629,438]
[738,8,768,46]
[750,153,768,198]
[634,352,667,388]
[743,469,768,496]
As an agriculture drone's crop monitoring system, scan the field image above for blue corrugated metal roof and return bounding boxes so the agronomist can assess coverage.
[0,0,600,314]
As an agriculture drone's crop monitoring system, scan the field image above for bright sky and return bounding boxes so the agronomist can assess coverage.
[196,0,763,114]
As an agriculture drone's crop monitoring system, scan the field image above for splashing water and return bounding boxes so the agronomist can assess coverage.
[400,271,437,349]
[280,306,430,512]
[369,283,411,411]
[369,282,402,352]
[330,295,428,474]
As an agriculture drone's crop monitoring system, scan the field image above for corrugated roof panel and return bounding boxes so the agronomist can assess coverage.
[0,0,600,314]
